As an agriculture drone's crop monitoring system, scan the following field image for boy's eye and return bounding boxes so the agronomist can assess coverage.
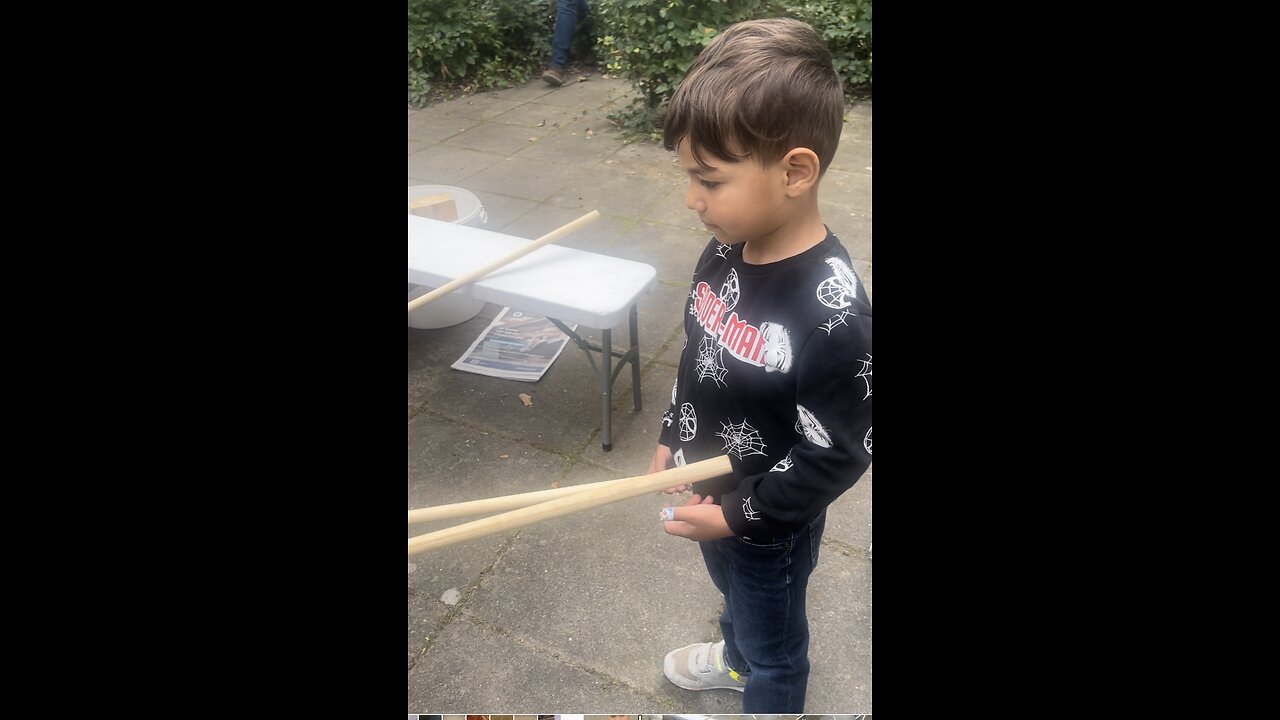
[699,179,721,189]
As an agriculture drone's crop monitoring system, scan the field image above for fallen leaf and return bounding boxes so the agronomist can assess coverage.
[499,453,509,459]
[519,393,534,407]
[528,136,539,142]
[537,119,546,127]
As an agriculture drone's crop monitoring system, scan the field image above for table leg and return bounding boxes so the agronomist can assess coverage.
[601,328,613,451]
[629,303,642,412]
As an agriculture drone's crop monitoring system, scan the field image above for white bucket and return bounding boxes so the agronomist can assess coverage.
[407,185,489,329]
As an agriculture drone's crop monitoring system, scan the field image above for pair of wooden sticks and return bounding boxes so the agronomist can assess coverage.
[407,455,733,555]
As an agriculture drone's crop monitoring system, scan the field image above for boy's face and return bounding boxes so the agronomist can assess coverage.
[677,139,788,246]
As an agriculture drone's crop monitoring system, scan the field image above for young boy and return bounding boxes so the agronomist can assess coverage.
[645,17,872,713]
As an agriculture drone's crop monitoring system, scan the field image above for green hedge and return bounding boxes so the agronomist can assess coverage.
[408,0,557,106]
[407,0,872,126]
[597,0,872,135]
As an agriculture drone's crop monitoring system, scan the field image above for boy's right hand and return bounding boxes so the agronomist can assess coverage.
[646,443,688,493]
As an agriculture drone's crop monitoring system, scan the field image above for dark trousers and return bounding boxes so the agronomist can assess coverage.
[550,0,590,69]
[699,510,826,712]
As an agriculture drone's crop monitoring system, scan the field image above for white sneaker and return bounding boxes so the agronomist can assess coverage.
[662,639,747,692]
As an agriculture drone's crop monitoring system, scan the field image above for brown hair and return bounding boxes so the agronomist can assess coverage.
[663,17,845,175]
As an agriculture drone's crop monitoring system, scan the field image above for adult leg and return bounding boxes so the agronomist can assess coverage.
[549,0,587,70]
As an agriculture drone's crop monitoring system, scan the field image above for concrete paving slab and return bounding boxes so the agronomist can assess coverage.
[543,165,673,220]
[407,413,569,669]
[603,143,685,184]
[489,82,559,104]
[408,145,507,186]
[820,209,873,263]
[515,126,627,166]
[548,214,635,253]
[463,156,574,202]
[489,101,586,131]
[432,93,527,122]
[410,109,484,143]
[822,169,872,216]
[652,322,688,369]
[646,187,705,233]
[407,303,504,410]
[536,77,625,108]
[830,137,872,175]
[824,470,873,552]
[499,203,590,242]
[469,191,540,233]
[408,617,658,712]
[410,137,433,156]
[805,550,873,712]
[442,120,552,156]
[412,343,619,457]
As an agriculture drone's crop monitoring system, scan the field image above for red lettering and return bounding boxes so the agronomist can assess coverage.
[735,325,759,359]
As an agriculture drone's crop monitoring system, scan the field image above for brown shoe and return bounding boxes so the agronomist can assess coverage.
[542,67,565,87]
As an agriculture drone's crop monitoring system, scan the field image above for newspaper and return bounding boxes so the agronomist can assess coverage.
[451,307,576,382]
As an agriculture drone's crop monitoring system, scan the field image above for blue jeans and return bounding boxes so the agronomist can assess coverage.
[550,0,590,69]
[699,511,826,712]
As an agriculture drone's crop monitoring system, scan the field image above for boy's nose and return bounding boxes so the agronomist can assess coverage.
[685,185,705,212]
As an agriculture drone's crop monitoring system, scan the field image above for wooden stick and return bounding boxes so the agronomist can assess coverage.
[408,475,635,525]
[408,209,601,313]
[407,455,732,556]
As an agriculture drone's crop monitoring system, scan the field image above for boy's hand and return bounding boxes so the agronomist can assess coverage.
[661,493,733,541]
[647,443,689,493]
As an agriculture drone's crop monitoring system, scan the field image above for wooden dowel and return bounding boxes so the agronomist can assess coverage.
[409,475,634,525]
[407,455,733,556]
[409,209,601,313]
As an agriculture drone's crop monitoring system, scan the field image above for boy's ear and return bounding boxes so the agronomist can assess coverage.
[782,148,822,196]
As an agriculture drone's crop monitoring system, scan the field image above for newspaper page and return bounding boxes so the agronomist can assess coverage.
[451,307,576,382]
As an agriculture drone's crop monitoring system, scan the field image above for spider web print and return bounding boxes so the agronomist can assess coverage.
[816,257,858,309]
[715,242,732,259]
[719,268,740,311]
[741,496,761,521]
[863,426,873,455]
[661,409,674,427]
[717,419,768,458]
[856,353,873,399]
[820,310,855,336]
[770,451,794,473]
[678,403,698,442]
[695,336,729,387]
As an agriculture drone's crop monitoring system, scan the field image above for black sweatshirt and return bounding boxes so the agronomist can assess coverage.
[658,230,873,540]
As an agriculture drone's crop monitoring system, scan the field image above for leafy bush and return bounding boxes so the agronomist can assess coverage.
[408,0,558,106]
[597,0,872,136]
[789,0,873,90]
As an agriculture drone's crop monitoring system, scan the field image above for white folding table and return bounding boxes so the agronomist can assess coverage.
[408,215,658,450]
